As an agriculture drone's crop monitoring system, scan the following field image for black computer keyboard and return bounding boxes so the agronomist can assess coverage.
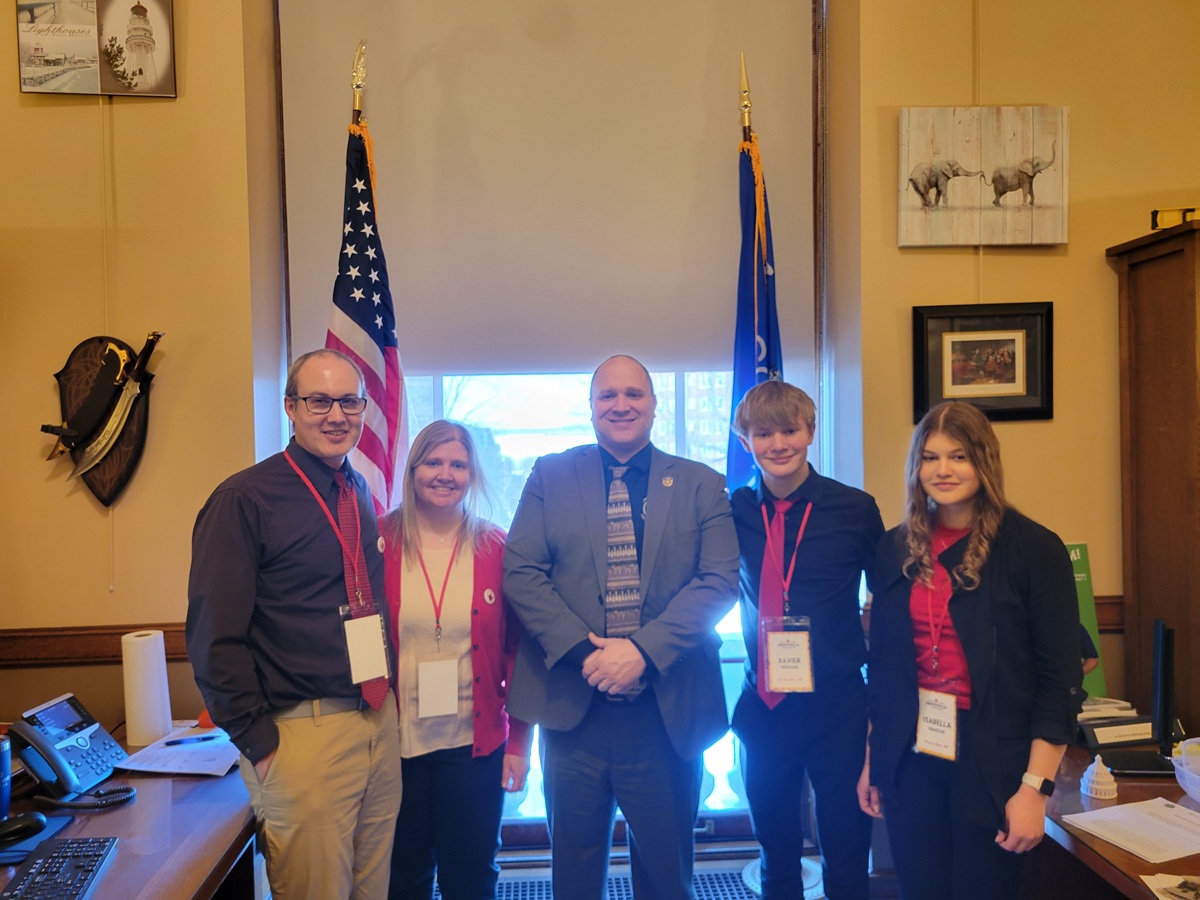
[1,837,117,899]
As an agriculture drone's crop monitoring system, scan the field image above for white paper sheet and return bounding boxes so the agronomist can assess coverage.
[116,722,240,777]
[1063,798,1200,864]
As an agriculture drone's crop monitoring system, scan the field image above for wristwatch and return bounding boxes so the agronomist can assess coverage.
[1021,771,1055,796]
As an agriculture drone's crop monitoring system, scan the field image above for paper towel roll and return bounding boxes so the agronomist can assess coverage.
[122,630,173,746]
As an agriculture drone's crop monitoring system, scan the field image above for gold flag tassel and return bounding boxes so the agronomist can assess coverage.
[738,54,770,326]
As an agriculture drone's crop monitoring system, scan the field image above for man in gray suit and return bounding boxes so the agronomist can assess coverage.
[504,354,739,900]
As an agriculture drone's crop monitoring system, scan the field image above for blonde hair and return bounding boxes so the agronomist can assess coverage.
[902,401,1006,590]
[732,380,817,437]
[382,420,496,565]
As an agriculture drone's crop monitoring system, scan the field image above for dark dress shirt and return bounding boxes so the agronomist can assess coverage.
[186,439,388,764]
[731,466,884,689]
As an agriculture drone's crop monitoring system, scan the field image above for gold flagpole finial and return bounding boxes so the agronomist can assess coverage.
[352,40,367,124]
[739,52,752,142]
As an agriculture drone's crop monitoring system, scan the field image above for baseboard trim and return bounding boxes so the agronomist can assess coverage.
[1094,594,1123,633]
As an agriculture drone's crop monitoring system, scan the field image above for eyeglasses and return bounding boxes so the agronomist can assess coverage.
[290,395,368,415]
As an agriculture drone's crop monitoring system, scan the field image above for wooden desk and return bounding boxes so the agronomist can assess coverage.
[1019,745,1200,900]
[1,768,255,899]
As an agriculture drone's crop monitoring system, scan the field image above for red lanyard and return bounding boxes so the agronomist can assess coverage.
[416,536,461,650]
[760,501,813,616]
[923,579,953,673]
[283,450,365,607]
[923,531,966,672]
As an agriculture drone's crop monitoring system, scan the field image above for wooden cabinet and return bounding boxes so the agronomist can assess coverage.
[1106,221,1200,735]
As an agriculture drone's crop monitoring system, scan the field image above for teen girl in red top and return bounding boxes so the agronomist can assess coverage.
[858,401,1081,900]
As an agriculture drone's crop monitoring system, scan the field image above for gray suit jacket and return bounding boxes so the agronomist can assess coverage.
[503,443,739,759]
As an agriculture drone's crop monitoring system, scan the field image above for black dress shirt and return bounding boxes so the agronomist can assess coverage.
[186,440,387,763]
[731,466,884,689]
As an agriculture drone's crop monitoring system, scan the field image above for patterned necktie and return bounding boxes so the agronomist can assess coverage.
[604,466,642,638]
[334,472,389,711]
[758,498,794,709]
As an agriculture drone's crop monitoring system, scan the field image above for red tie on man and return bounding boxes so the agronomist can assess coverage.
[757,498,794,709]
[334,472,389,711]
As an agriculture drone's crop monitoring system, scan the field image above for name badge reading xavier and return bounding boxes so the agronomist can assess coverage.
[762,615,814,693]
[916,688,957,760]
[341,609,389,685]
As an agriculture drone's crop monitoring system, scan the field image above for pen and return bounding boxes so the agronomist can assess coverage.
[164,735,220,746]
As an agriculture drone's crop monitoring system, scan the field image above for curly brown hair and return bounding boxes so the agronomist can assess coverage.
[901,401,1007,589]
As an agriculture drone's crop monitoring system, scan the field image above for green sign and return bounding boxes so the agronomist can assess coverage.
[1068,543,1107,698]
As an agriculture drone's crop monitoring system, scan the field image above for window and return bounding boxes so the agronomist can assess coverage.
[406,370,754,836]
[406,371,738,528]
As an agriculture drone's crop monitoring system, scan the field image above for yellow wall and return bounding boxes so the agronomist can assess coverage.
[830,1,1200,617]
[0,1,283,721]
[7,1,1197,722]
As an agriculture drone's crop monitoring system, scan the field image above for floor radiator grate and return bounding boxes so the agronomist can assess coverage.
[474,871,756,899]
[429,865,806,899]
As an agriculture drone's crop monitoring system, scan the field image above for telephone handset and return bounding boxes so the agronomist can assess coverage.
[9,693,128,800]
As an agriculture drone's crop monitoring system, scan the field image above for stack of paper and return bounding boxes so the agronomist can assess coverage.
[1079,696,1139,722]
[116,722,240,777]
[1063,798,1200,864]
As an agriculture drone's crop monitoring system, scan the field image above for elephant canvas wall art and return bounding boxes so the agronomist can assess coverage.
[898,106,1069,246]
[909,160,985,208]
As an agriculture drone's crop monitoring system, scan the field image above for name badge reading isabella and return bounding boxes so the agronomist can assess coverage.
[340,607,389,685]
[916,688,958,760]
[762,616,814,693]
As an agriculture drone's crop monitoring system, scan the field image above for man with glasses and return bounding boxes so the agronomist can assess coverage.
[187,348,402,900]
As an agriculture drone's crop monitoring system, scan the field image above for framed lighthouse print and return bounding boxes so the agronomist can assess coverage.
[16,0,176,97]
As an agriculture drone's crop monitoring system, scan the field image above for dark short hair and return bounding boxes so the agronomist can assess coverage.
[589,355,655,398]
[285,349,364,397]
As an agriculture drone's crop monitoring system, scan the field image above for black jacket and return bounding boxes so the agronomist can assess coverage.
[866,509,1082,828]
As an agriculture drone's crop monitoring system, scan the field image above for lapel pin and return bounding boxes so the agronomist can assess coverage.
[377,536,386,554]
[484,588,497,605]
[662,475,674,487]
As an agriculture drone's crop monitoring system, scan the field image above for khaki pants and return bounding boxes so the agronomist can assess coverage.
[239,696,402,900]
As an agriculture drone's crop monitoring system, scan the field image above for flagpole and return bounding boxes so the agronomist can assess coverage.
[727,53,784,491]
[739,51,752,142]
[351,39,366,125]
[327,38,408,515]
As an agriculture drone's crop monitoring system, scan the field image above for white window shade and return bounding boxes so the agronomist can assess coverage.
[279,0,814,376]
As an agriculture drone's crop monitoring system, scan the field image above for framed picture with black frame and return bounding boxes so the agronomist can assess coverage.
[912,302,1053,423]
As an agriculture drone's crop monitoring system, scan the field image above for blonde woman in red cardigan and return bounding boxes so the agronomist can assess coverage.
[382,420,532,900]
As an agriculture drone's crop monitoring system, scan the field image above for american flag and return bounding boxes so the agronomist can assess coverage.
[726,132,783,491]
[325,121,407,514]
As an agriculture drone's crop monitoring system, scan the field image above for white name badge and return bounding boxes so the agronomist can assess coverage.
[343,613,389,685]
[916,688,958,760]
[764,621,814,693]
[418,658,458,718]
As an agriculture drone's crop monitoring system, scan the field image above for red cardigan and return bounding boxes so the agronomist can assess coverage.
[383,521,533,759]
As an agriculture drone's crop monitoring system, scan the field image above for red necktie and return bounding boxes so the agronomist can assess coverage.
[334,472,389,711]
[758,498,794,709]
